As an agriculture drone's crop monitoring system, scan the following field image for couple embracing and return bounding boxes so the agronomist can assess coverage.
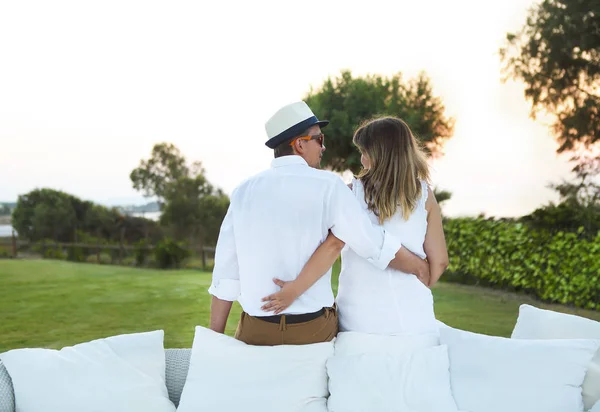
[208,101,448,345]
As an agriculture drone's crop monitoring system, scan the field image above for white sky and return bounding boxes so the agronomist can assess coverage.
[0,0,585,217]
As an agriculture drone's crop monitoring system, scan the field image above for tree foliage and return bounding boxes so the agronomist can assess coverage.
[12,188,162,243]
[500,0,600,153]
[131,143,230,245]
[520,154,600,237]
[304,70,455,175]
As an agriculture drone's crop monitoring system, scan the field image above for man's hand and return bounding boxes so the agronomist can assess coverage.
[261,279,301,315]
[414,259,431,287]
[388,247,431,287]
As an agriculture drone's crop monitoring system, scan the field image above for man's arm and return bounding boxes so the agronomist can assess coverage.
[389,247,430,286]
[327,178,406,271]
[210,297,234,333]
[208,200,240,333]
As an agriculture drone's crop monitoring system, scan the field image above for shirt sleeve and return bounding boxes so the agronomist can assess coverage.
[208,198,241,301]
[327,177,403,270]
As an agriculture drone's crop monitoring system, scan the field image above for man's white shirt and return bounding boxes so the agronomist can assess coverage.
[208,155,402,316]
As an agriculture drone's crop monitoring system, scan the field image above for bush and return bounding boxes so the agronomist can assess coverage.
[0,246,12,258]
[67,246,86,263]
[44,248,66,260]
[122,256,137,267]
[86,253,112,265]
[134,239,151,266]
[153,238,190,269]
[520,202,600,240]
[444,218,600,310]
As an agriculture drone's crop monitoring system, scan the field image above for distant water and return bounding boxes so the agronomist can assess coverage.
[131,211,160,221]
[0,225,14,237]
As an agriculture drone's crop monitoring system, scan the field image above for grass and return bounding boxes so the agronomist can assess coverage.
[1,259,599,352]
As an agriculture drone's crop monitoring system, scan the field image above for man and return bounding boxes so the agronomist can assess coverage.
[209,101,429,345]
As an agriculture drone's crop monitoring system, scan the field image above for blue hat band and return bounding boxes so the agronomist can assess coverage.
[266,116,326,149]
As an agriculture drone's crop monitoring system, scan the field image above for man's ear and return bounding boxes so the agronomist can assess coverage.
[292,140,304,155]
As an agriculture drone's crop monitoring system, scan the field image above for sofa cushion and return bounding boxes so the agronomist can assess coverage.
[511,304,600,411]
[440,326,600,412]
[177,326,333,412]
[0,330,175,412]
[327,344,458,412]
[333,330,439,357]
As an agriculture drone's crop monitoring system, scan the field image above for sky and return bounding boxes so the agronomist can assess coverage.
[0,0,587,218]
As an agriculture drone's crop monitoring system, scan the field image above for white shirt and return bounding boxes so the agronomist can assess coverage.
[337,178,437,335]
[208,155,403,316]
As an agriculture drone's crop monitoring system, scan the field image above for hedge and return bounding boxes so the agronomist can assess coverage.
[444,218,600,310]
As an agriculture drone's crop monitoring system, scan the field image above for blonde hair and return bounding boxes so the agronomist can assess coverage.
[353,116,430,223]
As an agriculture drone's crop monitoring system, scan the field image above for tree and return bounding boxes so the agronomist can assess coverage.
[500,0,600,154]
[131,143,230,245]
[130,143,200,204]
[12,188,162,243]
[12,189,77,241]
[304,70,455,175]
[520,154,600,237]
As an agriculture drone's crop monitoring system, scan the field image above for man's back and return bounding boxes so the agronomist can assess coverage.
[213,155,341,316]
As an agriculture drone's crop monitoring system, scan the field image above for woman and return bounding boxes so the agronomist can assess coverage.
[261,116,448,336]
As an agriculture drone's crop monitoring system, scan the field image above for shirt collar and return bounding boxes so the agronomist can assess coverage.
[271,155,309,168]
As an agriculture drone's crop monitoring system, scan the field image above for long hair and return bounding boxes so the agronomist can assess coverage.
[353,116,430,223]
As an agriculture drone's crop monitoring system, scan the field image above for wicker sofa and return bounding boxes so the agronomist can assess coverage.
[0,349,192,412]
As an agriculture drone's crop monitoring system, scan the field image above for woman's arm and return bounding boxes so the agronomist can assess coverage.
[261,231,345,314]
[423,186,449,286]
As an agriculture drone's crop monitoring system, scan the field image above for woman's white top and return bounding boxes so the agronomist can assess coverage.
[336,178,438,336]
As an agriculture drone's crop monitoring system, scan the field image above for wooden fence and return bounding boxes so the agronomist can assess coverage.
[0,231,216,269]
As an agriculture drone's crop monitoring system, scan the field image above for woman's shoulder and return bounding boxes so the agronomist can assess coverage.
[419,180,438,213]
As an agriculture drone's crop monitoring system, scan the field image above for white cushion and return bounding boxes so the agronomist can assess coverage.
[333,330,439,357]
[440,326,600,412]
[326,344,459,412]
[177,326,333,412]
[0,330,175,412]
[511,304,600,411]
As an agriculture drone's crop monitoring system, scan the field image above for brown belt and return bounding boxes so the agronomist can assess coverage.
[254,308,326,324]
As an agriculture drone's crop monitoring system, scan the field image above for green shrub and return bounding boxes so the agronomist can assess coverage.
[31,239,56,255]
[134,239,151,266]
[86,253,112,265]
[85,255,97,264]
[445,218,600,310]
[44,248,66,260]
[67,246,86,263]
[153,238,190,269]
[122,256,136,266]
[0,246,12,258]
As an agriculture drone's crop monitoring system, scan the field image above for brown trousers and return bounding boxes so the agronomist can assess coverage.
[234,307,338,346]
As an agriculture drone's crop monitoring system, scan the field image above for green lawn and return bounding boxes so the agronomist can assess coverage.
[1,259,599,352]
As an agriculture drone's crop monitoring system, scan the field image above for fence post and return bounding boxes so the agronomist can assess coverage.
[119,227,125,264]
[201,247,207,270]
[11,230,17,258]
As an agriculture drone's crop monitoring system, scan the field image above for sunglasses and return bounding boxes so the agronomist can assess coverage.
[290,133,325,147]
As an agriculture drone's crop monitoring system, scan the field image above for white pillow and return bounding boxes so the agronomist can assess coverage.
[0,330,175,412]
[326,345,459,412]
[511,304,600,411]
[440,326,600,412]
[177,326,333,412]
[591,400,600,412]
[334,330,439,357]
